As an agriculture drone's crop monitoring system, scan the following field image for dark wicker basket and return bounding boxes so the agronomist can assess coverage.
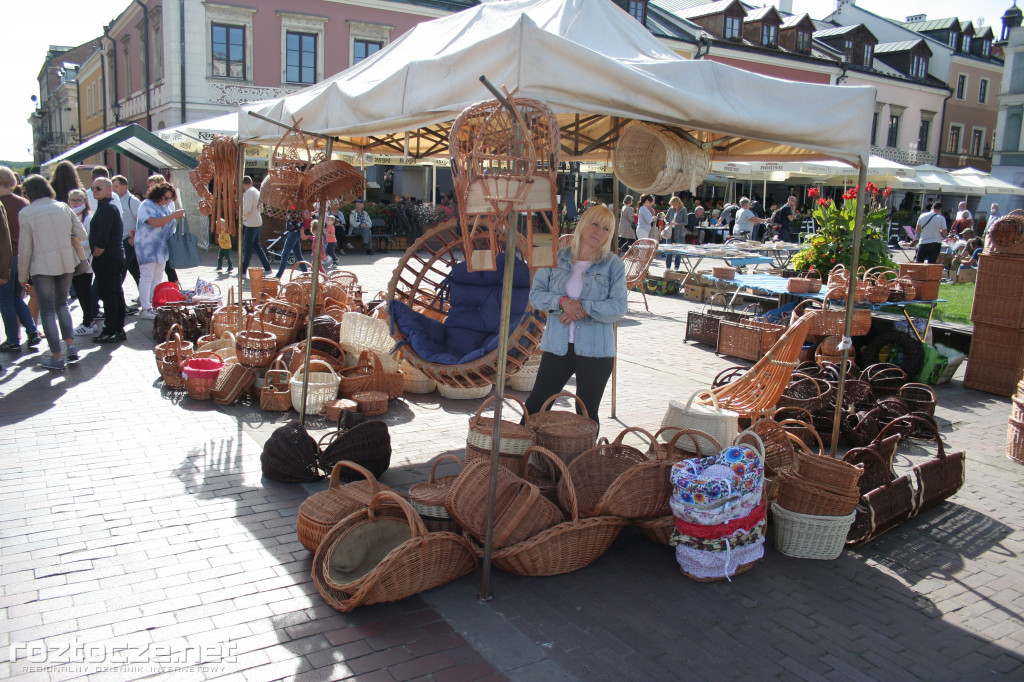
[860,363,908,397]
[261,420,323,482]
[316,420,392,481]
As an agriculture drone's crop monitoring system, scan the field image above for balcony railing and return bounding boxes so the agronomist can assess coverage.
[870,146,937,166]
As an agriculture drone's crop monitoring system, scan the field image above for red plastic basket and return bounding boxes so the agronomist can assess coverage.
[153,282,184,308]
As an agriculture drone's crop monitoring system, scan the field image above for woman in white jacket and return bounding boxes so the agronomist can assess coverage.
[18,175,88,370]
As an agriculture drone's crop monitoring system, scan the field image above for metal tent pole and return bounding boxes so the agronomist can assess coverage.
[610,147,619,419]
[828,163,869,457]
[236,143,246,331]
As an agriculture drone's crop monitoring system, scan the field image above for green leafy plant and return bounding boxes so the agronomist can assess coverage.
[791,184,896,277]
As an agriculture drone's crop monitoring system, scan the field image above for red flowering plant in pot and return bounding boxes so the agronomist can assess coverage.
[791,184,895,278]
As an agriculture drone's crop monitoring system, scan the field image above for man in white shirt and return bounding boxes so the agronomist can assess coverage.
[986,203,1001,234]
[915,202,948,264]
[733,197,770,239]
[240,176,272,274]
[111,176,140,313]
[85,167,112,213]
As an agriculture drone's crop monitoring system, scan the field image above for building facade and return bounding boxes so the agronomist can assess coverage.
[29,41,103,164]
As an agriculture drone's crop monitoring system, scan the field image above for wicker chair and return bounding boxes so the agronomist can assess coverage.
[703,309,818,421]
[622,238,658,311]
[386,222,546,389]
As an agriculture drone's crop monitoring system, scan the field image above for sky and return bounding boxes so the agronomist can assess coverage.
[0,0,1017,162]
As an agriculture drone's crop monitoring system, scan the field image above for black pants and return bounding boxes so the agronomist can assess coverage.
[94,258,126,335]
[71,273,94,326]
[524,346,615,427]
[916,242,942,264]
[122,238,141,286]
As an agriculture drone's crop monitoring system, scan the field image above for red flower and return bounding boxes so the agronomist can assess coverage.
[807,187,820,198]
[866,182,878,194]
[882,187,892,197]
[818,197,830,206]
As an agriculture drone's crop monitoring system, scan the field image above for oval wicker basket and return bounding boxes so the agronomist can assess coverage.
[465,394,536,478]
[770,502,856,560]
[300,159,367,206]
[408,454,463,534]
[290,359,341,414]
[531,391,599,465]
[181,351,225,401]
[235,315,277,368]
[155,323,194,389]
[353,390,388,417]
[296,460,396,553]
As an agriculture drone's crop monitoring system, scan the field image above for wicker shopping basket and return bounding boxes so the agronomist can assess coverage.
[408,454,463,533]
[296,460,397,553]
[465,394,536,478]
[260,365,294,412]
[530,391,599,465]
[311,491,477,612]
[155,323,194,389]
[181,351,225,401]
[235,315,277,368]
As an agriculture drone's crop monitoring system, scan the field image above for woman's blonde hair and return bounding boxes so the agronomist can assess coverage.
[147,174,167,186]
[571,205,616,262]
[68,189,86,202]
[0,166,17,189]
[669,196,683,209]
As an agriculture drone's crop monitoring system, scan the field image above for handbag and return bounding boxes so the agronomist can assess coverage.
[660,225,673,239]
[167,214,201,268]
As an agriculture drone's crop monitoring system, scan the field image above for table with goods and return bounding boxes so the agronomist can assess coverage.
[656,244,774,289]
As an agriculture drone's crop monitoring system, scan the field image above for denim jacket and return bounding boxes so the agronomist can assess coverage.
[530,248,628,357]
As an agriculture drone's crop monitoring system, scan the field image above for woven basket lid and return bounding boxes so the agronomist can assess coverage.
[470,417,534,442]
[409,475,459,508]
[299,488,364,524]
[354,391,388,403]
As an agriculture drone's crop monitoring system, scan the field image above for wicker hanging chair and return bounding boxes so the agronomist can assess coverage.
[386,222,545,389]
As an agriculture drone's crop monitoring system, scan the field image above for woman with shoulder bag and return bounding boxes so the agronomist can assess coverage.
[135,182,185,318]
[524,205,628,429]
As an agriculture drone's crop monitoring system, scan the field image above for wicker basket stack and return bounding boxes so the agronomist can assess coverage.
[965,246,1024,396]
[897,263,942,303]
[771,437,863,560]
[1007,376,1024,466]
[668,431,766,581]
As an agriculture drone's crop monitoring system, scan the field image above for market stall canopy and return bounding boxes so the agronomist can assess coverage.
[710,161,792,181]
[949,167,1024,196]
[789,156,916,179]
[42,123,199,175]
[237,0,875,167]
[912,165,987,196]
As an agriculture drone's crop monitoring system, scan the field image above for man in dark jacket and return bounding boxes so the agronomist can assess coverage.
[88,179,127,343]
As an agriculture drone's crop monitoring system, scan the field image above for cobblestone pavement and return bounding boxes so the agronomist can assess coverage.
[1,247,1022,681]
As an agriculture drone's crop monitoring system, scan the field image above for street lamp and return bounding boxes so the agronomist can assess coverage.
[111,100,121,127]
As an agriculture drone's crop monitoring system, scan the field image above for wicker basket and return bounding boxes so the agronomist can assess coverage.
[353,390,388,417]
[311,491,478,613]
[296,460,396,553]
[507,352,541,392]
[290,359,341,414]
[155,323,194,389]
[402,360,437,394]
[260,420,323,482]
[408,454,463,533]
[317,419,391,480]
[338,350,375,398]
[340,311,395,355]
[437,383,492,400]
[898,383,936,416]
[465,394,536,478]
[257,299,301,350]
[320,398,359,422]
[776,374,829,414]
[197,330,237,363]
[776,471,861,517]
[210,288,244,338]
[235,315,277,368]
[181,352,225,401]
[301,159,366,206]
[659,390,738,456]
[656,426,722,460]
[634,515,675,545]
[249,267,264,301]
[793,446,864,490]
[771,503,856,560]
[490,446,628,576]
[1007,418,1024,465]
[791,299,871,338]
[211,363,255,405]
[531,391,600,465]
[444,456,565,549]
[787,277,810,294]
[717,318,786,362]
[685,298,754,347]
[861,363,907,397]
[260,366,294,412]
[713,265,736,280]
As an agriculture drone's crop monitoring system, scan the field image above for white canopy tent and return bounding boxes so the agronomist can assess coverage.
[949,167,1024,196]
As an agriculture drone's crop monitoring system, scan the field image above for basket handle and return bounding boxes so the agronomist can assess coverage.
[164,322,185,345]
[733,429,766,464]
[263,368,292,391]
[536,390,590,421]
[289,260,313,282]
[790,298,822,325]
[296,358,338,378]
[428,453,464,483]
[182,350,224,368]
[367,490,427,538]
[772,405,813,422]
[225,286,235,306]
[877,414,946,460]
[470,393,529,426]
[702,293,731,314]
[787,373,822,400]
[326,459,381,492]
[777,419,824,456]
[687,389,720,411]
[655,426,720,459]
[611,426,661,458]
[898,382,937,404]
[524,445,577,521]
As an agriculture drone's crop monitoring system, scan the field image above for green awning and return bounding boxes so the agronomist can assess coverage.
[42,124,199,173]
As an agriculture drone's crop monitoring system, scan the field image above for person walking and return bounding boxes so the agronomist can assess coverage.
[324,215,340,265]
[240,176,272,275]
[617,195,636,252]
[915,202,948,264]
[0,166,39,353]
[88,178,126,343]
[67,189,97,337]
[348,199,374,255]
[523,205,627,429]
[17,175,88,370]
[215,230,234,274]
[635,194,655,240]
[0,200,9,370]
[136,182,185,318]
[275,210,307,278]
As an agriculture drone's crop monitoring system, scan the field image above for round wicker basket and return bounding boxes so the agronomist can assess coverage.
[770,503,856,560]
[301,159,366,205]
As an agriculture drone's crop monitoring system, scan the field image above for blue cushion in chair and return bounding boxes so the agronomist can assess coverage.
[389,254,532,365]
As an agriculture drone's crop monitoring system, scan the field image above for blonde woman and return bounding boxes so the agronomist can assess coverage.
[524,205,627,427]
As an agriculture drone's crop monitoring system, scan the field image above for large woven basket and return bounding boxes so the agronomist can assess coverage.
[437,383,492,400]
[155,323,194,389]
[465,394,536,478]
[612,122,709,194]
[290,359,341,414]
[235,315,277,368]
[491,446,628,576]
[301,159,366,206]
[211,362,255,405]
[340,311,395,355]
[260,366,294,412]
[776,471,861,517]
[260,420,322,482]
[531,391,599,465]
[659,390,738,456]
[197,330,237,363]
[408,454,463,534]
[181,352,224,401]
[560,427,671,519]
[210,288,244,338]
[296,460,396,553]
[338,350,375,398]
[771,503,856,560]
[311,491,478,612]
[317,413,391,479]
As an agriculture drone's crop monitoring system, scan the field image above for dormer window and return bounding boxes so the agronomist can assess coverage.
[761,24,777,46]
[844,38,853,60]
[627,1,646,24]
[725,15,741,40]
[862,43,873,67]
[948,31,959,49]
[962,34,972,53]
[911,53,928,78]
[983,39,991,56]
[796,30,810,53]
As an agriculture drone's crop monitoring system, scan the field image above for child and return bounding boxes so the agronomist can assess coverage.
[215,229,233,274]
[324,215,341,265]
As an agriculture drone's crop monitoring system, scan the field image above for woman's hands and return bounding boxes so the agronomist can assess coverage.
[559,298,587,325]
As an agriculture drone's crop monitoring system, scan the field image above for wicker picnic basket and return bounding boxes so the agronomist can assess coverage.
[321,399,358,422]
[490,446,628,576]
[317,417,391,481]
[155,323,194,389]
[408,454,463,533]
[235,315,277,368]
[771,503,856,560]
[211,362,255,405]
[863,267,896,304]
[210,288,244,338]
[296,460,397,552]
[444,456,564,549]
[659,390,738,456]
[256,298,301,349]
[260,420,323,482]
[353,390,389,417]
[338,350,375,398]
[465,394,536,478]
[181,351,225,401]
[717,317,786,362]
[311,491,478,612]
[531,391,599,465]
[560,427,671,519]
[260,365,294,412]
[290,359,341,414]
